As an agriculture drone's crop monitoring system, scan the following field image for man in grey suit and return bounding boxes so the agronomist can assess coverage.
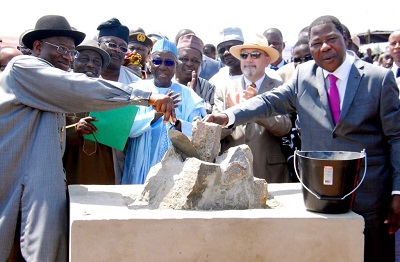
[0,15,176,261]
[205,15,400,262]
[213,34,292,183]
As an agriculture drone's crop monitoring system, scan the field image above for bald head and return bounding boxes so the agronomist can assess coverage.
[388,30,400,66]
[263,28,285,65]
[0,46,23,71]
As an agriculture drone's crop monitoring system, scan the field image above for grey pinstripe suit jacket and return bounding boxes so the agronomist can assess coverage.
[229,57,400,214]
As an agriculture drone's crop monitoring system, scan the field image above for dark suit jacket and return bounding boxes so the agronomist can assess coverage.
[199,55,223,80]
[229,57,400,214]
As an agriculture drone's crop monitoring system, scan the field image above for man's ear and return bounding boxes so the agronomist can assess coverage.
[32,40,43,56]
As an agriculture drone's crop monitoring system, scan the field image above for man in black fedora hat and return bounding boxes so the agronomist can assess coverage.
[0,14,176,262]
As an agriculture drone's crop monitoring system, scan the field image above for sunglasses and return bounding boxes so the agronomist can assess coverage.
[293,54,313,63]
[239,51,264,60]
[42,41,79,57]
[100,41,128,53]
[152,58,176,67]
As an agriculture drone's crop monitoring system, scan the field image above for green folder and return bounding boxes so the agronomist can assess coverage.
[83,105,138,151]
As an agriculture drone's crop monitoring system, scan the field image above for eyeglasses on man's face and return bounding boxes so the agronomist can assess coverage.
[151,58,175,67]
[239,51,264,60]
[100,41,128,53]
[41,41,79,57]
[293,54,313,63]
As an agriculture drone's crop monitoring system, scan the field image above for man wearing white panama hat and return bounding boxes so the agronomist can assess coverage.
[0,15,176,261]
[213,34,292,182]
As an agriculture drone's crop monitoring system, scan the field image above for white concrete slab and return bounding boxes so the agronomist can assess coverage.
[69,183,364,262]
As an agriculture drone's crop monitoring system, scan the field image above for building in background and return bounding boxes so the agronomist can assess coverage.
[0,36,19,48]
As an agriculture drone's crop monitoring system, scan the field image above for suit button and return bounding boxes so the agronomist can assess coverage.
[332,133,337,138]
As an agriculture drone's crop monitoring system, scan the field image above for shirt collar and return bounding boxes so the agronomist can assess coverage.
[322,51,355,80]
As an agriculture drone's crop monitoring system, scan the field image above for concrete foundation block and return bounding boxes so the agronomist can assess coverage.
[69,183,364,262]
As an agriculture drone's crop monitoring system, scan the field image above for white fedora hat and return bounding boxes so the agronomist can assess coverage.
[229,34,279,63]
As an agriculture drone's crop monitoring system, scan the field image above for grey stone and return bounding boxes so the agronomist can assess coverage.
[130,144,268,210]
[192,121,221,162]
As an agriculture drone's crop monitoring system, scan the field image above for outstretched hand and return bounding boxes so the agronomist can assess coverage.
[202,113,229,126]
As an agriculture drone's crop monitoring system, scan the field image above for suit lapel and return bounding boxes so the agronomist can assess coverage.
[340,61,363,122]
[257,75,274,94]
[315,67,334,125]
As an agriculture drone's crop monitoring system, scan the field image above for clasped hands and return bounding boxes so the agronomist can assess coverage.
[226,84,257,108]
[149,89,181,124]
[149,89,180,123]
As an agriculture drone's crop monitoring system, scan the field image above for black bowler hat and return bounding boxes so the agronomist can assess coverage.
[22,15,86,50]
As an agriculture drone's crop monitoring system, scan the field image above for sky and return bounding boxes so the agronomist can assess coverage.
[2,0,398,48]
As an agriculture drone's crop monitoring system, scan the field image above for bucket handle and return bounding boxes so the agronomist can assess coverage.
[294,149,367,201]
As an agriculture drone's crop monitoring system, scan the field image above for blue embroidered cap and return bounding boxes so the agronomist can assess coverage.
[151,38,178,59]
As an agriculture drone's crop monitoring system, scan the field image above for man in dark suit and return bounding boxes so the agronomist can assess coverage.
[205,15,400,262]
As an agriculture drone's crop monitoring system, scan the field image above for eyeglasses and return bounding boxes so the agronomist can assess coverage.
[178,57,201,65]
[42,41,79,57]
[239,51,264,60]
[152,58,176,67]
[293,54,313,63]
[100,41,128,53]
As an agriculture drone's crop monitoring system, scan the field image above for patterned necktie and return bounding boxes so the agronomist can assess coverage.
[327,74,340,125]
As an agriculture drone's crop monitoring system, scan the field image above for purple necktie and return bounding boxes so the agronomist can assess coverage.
[327,74,340,125]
